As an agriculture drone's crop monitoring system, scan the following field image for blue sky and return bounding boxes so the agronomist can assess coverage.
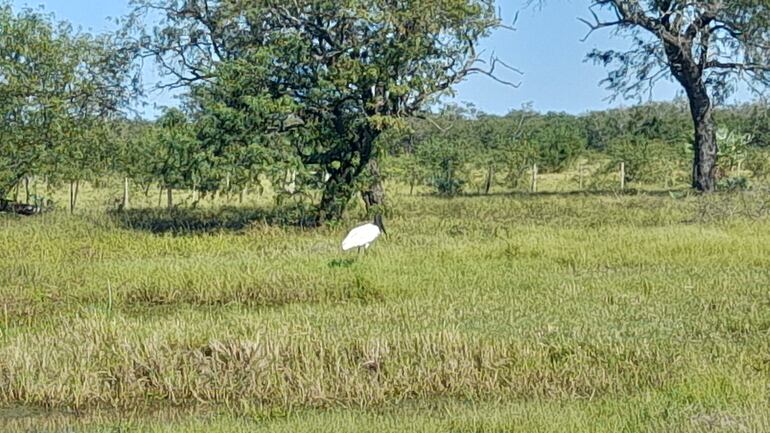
[8,0,750,117]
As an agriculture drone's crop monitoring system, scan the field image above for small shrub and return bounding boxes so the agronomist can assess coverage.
[431,177,465,196]
[718,176,752,191]
[744,148,770,182]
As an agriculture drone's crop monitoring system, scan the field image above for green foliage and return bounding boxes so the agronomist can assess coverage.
[716,102,770,148]
[149,109,208,191]
[717,175,752,191]
[130,0,505,221]
[383,152,428,195]
[0,4,138,200]
[524,113,587,172]
[473,111,536,191]
[717,127,752,172]
[379,107,589,194]
[381,102,742,192]
[416,137,468,195]
[584,101,691,152]
[585,103,691,186]
[109,120,156,186]
[744,147,770,181]
[602,138,687,186]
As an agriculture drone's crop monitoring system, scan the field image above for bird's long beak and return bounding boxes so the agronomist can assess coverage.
[375,214,387,237]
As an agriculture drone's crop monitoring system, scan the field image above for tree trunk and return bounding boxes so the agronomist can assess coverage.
[663,39,718,193]
[531,164,538,193]
[317,124,379,224]
[122,177,130,210]
[484,166,494,195]
[24,177,30,203]
[167,187,173,209]
[361,158,385,212]
[687,87,718,192]
[318,167,358,223]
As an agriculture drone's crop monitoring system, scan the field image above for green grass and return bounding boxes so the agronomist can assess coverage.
[2,179,770,432]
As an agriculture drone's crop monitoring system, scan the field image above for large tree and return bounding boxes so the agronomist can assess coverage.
[129,0,512,222]
[582,0,770,191]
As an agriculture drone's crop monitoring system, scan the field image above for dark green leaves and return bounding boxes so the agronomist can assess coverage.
[131,0,504,220]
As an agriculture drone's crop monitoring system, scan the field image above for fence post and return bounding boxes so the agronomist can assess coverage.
[122,177,130,210]
[620,162,626,191]
[69,180,79,213]
[531,163,538,193]
[578,162,584,190]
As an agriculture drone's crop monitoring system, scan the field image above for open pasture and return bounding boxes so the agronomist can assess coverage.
[2,184,770,432]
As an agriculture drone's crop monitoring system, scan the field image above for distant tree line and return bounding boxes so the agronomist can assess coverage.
[381,99,770,195]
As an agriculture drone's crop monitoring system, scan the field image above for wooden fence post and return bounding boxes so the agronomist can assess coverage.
[620,162,626,191]
[122,177,130,210]
[69,180,79,213]
[578,162,584,190]
[531,163,538,193]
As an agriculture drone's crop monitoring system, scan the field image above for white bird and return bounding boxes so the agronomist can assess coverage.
[341,214,386,253]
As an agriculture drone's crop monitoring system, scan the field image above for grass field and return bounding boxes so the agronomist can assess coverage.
[2,179,770,432]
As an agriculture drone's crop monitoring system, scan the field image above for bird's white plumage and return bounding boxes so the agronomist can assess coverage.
[342,223,381,251]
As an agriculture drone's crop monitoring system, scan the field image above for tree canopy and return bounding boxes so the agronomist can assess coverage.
[129,0,512,221]
[0,3,138,201]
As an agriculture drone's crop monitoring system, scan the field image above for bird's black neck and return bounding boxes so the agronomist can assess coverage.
[373,214,386,234]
